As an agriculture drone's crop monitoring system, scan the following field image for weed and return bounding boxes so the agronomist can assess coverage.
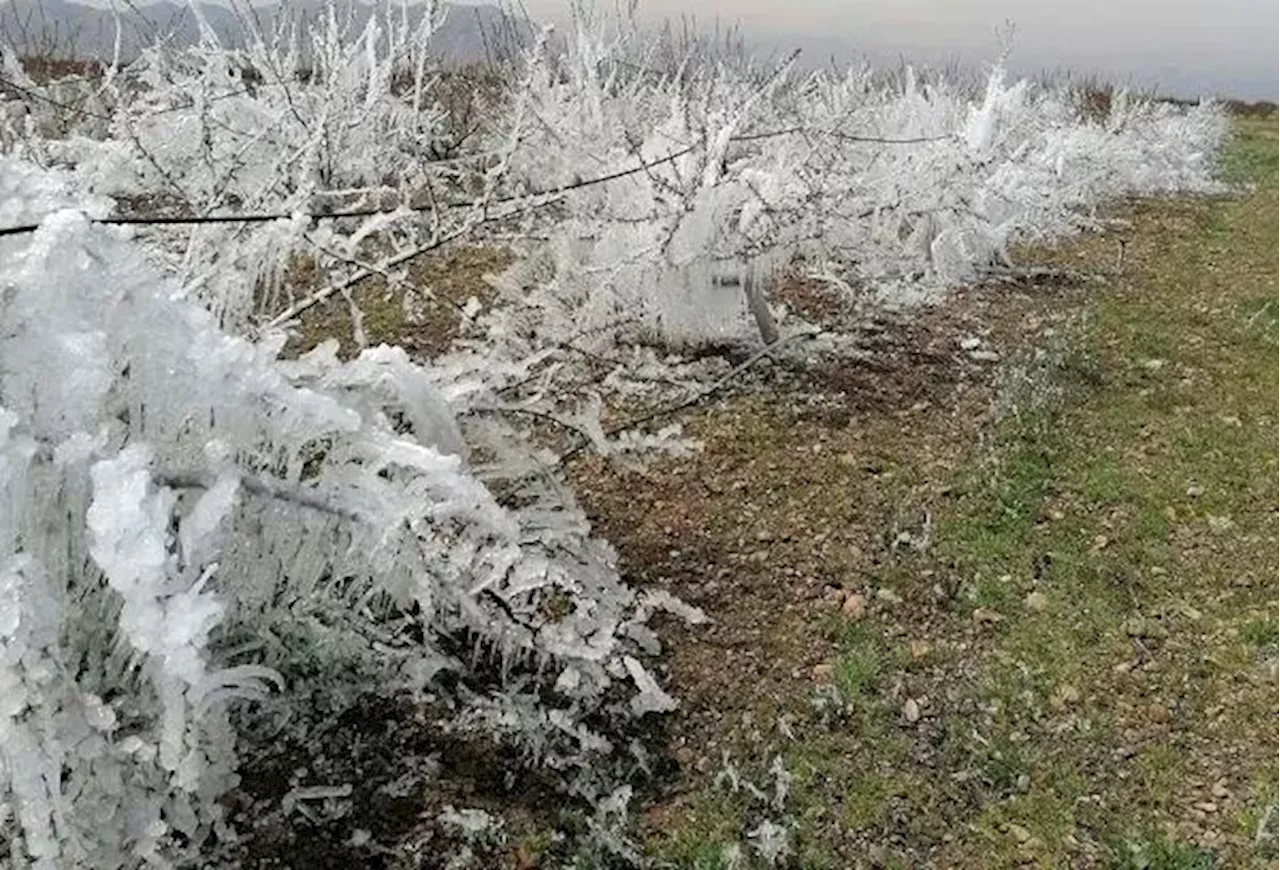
[1107,834,1216,870]
[1243,614,1279,649]
[833,623,883,709]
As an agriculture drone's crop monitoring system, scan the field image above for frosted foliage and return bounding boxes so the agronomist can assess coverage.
[3,7,1226,346]
[17,0,469,326]
[0,161,684,867]
[499,33,1226,339]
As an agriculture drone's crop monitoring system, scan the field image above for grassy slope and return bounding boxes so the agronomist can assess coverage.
[914,115,1279,868]
[631,116,1277,869]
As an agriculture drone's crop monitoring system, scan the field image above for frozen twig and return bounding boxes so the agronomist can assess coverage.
[558,329,820,464]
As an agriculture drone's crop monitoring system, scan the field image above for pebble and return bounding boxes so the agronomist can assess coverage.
[1007,823,1032,843]
[1206,514,1235,533]
[1024,591,1049,612]
[876,587,903,605]
[1123,616,1169,640]
[972,607,1003,625]
[841,592,867,620]
[812,663,834,682]
[1049,684,1079,713]
[902,698,921,724]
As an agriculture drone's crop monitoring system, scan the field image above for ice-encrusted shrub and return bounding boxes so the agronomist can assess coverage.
[4,4,1226,354]
[13,0,517,328]
[0,157,696,868]
[499,24,1227,342]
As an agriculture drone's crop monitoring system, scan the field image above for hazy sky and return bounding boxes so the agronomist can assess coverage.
[519,0,1279,100]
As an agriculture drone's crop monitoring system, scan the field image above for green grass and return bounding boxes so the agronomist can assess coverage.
[1243,614,1279,649]
[1107,833,1218,870]
[832,622,884,708]
[918,115,1278,867]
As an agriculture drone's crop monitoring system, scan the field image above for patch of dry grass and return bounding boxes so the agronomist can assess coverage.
[283,244,514,359]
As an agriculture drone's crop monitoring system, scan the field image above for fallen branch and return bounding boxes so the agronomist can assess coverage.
[557,329,821,465]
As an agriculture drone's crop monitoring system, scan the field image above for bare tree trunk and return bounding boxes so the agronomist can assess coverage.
[742,264,779,346]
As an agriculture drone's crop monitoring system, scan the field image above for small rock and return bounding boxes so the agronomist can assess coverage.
[959,336,982,350]
[1206,514,1235,534]
[1007,823,1032,843]
[1193,801,1219,814]
[1123,616,1169,640]
[1047,508,1066,522]
[1024,591,1049,613]
[970,349,1001,362]
[812,663,834,682]
[841,593,867,620]
[1211,781,1230,799]
[1186,484,1205,498]
[972,607,1003,625]
[902,698,921,724]
[908,639,931,661]
[876,587,902,605]
[1049,684,1080,712]
[674,746,696,767]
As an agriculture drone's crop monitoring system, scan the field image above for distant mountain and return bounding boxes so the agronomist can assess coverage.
[0,0,535,66]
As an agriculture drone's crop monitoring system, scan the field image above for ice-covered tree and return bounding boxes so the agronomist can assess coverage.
[0,156,699,868]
